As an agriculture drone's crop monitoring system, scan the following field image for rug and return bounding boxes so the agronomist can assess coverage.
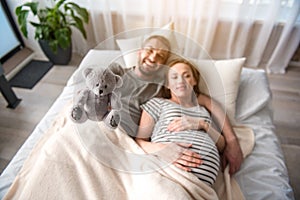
[9,60,53,89]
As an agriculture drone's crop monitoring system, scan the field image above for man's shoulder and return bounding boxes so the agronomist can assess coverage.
[108,62,132,76]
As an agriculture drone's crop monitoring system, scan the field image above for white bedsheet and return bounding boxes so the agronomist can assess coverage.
[0,50,295,199]
[235,68,294,199]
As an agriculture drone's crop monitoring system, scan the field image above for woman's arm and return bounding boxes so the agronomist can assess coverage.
[167,116,225,153]
[197,93,243,175]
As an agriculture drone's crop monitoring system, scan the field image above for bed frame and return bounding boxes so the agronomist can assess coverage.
[0,49,295,199]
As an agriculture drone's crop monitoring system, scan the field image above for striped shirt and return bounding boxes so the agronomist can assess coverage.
[141,98,220,186]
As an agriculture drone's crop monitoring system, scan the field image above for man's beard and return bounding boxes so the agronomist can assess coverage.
[137,59,160,77]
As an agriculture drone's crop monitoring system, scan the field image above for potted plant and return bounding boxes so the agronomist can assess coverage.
[15,0,89,65]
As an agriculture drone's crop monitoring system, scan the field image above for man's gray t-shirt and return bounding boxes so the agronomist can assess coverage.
[109,63,166,137]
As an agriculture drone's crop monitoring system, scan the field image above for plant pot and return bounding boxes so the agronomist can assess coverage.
[38,40,72,65]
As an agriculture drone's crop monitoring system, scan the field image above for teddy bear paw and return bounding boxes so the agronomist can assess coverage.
[71,106,83,121]
[104,112,120,129]
[110,114,120,127]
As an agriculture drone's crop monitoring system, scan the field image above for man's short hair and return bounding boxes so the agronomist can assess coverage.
[142,35,171,52]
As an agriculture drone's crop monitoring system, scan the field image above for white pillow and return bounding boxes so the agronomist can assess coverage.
[116,36,143,68]
[116,22,177,67]
[236,68,271,121]
[191,58,246,124]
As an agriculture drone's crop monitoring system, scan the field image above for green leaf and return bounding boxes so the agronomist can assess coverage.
[67,2,89,23]
[34,26,42,40]
[49,40,59,53]
[55,0,66,10]
[20,24,28,38]
[72,16,87,39]
[15,2,39,38]
[16,10,29,37]
[22,2,39,15]
[53,27,71,49]
[15,7,21,16]
[27,2,38,15]
[14,0,89,50]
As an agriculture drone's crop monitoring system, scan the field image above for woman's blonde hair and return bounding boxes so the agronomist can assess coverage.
[163,58,201,98]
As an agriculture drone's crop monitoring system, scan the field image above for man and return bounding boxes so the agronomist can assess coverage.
[108,35,243,175]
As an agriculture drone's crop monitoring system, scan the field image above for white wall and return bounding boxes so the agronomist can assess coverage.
[6,0,45,59]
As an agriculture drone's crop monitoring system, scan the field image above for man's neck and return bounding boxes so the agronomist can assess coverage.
[133,66,155,81]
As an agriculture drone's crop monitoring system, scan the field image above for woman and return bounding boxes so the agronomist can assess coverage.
[135,58,225,186]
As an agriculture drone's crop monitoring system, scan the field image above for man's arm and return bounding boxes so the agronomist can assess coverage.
[197,93,243,174]
[108,62,127,76]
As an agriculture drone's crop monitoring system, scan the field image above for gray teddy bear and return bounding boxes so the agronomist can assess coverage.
[70,65,123,128]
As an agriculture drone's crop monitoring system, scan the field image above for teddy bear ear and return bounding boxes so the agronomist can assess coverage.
[103,68,123,88]
[83,68,93,78]
[103,68,112,75]
[115,74,123,88]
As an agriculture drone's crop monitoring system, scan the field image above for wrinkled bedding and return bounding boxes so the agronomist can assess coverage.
[0,50,294,199]
[2,103,255,200]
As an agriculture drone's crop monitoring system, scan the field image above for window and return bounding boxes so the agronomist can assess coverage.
[0,0,24,63]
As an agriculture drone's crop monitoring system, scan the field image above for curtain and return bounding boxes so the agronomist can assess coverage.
[8,0,300,73]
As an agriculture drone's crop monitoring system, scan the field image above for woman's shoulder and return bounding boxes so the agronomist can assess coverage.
[151,97,168,103]
[197,93,212,107]
[144,97,170,107]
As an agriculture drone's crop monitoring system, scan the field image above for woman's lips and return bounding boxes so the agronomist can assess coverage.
[176,85,186,90]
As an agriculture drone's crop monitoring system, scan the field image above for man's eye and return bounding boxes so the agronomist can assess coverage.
[158,54,164,59]
[144,47,152,53]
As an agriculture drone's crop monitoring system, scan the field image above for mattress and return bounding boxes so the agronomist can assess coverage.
[0,50,295,199]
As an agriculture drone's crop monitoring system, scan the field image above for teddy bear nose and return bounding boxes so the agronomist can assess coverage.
[99,89,103,94]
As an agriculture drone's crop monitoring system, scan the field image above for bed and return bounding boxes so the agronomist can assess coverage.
[0,44,295,199]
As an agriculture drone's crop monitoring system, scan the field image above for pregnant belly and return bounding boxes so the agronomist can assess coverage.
[152,131,220,186]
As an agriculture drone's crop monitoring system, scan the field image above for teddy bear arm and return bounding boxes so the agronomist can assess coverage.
[110,92,121,110]
[70,89,90,123]
[73,89,90,106]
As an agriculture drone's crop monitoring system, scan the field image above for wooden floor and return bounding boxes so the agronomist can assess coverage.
[0,53,82,174]
[267,65,300,199]
[0,55,299,199]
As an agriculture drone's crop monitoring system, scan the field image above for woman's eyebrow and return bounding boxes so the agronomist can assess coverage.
[179,70,190,74]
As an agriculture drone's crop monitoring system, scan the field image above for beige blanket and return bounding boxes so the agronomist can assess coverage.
[3,106,254,200]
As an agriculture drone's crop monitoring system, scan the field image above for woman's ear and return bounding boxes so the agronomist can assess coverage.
[191,78,197,87]
[166,84,170,89]
[165,80,170,89]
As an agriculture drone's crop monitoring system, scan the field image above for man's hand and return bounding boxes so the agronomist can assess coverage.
[221,137,243,175]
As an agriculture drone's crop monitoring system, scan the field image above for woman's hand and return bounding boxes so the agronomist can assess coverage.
[167,116,209,132]
[167,116,225,153]
[172,143,203,172]
[135,139,202,172]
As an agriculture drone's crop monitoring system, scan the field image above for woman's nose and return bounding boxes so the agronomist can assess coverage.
[177,76,185,83]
